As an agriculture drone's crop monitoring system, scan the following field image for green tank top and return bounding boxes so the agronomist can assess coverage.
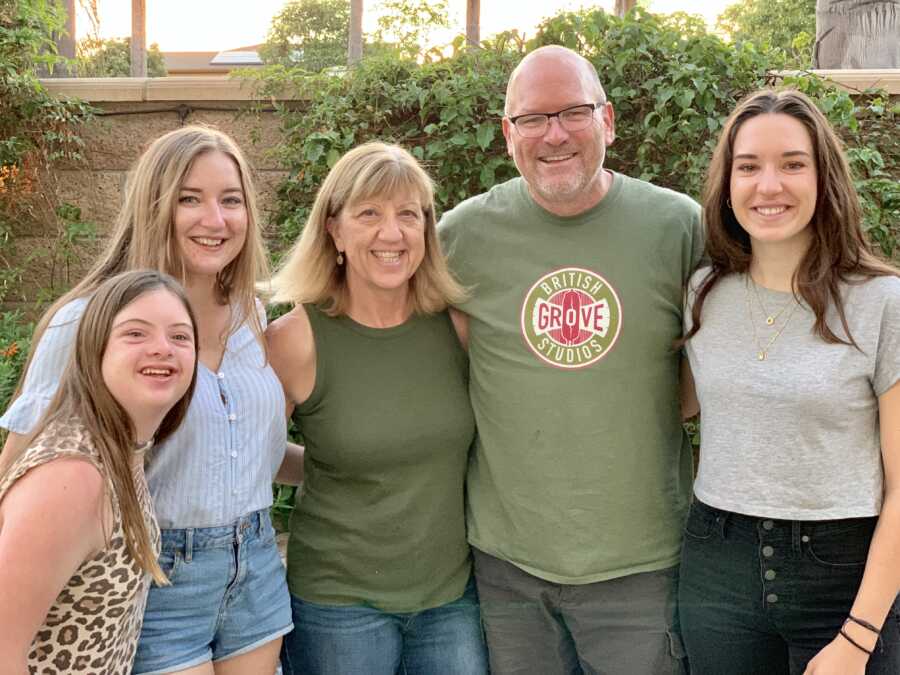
[286,305,475,612]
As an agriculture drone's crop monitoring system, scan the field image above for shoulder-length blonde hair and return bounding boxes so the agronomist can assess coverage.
[267,142,466,314]
[1,270,199,585]
[14,125,267,402]
[684,88,897,347]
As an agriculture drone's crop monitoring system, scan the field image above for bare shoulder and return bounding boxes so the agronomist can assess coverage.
[265,305,317,404]
[0,456,106,542]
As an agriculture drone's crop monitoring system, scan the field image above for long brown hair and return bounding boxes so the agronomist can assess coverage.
[1,270,199,584]
[267,142,467,315]
[12,125,267,406]
[685,89,897,347]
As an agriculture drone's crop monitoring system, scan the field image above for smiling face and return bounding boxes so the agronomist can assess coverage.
[101,288,196,442]
[327,191,427,308]
[502,50,615,215]
[729,113,818,255]
[173,150,248,285]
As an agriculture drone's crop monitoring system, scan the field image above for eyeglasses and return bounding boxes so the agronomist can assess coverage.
[507,103,605,138]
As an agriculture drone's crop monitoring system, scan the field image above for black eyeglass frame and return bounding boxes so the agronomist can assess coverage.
[507,102,607,137]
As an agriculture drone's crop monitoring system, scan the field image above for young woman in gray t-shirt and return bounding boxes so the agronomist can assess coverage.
[679,89,900,674]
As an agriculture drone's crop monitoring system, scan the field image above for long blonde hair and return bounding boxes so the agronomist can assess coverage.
[12,125,268,406]
[1,270,199,584]
[268,142,467,314]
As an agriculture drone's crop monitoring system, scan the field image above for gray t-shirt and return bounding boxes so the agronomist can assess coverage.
[685,269,900,520]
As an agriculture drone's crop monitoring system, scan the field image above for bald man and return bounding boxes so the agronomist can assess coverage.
[438,46,703,674]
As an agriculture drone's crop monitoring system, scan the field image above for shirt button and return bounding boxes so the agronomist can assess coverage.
[801,535,810,543]
[766,593,779,603]
[762,520,774,530]
[765,569,776,581]
[217,372,225,379]
[231,451,237,458]
[762,546,775,557]
[228,413,236,421]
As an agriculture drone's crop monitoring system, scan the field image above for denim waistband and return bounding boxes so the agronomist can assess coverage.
[693,499,878,544]
[159,508,272,558]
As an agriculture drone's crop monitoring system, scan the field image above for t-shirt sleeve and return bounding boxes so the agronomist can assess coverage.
[689,204,705,272]
[0,300,85,434]
[874,280,900,396]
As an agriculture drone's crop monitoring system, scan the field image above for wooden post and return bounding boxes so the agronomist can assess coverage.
[466,0,481,48]
[131,0,147,77]
[348,0,363,65]
[48,0,76,77]
[814,0,899,68]
[614,0,636,18]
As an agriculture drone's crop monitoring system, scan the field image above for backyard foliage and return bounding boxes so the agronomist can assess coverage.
[0,0,95,410]
[716,0,816,68]
[260,0,350,70]
[255,7,897,260]
[75,36,167,77]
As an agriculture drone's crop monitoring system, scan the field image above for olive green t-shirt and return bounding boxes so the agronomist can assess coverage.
[286,306,474,612]
[439,173,703,584]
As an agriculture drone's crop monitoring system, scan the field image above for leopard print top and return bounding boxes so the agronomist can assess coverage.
[0,419,159,674]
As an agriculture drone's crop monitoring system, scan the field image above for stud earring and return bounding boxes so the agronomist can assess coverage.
[336,252,344,265]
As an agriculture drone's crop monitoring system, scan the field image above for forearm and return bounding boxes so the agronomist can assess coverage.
[275,441,305,486]
[844,489,900,648]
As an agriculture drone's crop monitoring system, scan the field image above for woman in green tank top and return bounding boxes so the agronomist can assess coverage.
[266,142,488,675]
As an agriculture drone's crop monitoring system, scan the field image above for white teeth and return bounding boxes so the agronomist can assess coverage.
[372,251,401,261]
[542,154,574,162]
[193,237,223,247]
[141,368,172,376]
[755,206,787,216]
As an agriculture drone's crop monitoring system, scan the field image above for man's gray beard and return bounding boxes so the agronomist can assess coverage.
[531,170,588,204]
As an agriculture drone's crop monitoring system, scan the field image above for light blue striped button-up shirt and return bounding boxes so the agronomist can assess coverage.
[0,297,287,528]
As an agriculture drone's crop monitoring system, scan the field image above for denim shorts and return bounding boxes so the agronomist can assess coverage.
[679,499,900,675]
[132,509,293,674]
[281,578,488,675]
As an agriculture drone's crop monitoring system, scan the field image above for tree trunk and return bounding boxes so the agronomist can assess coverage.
[466,0,481,48]
[48,0,76,77]
[348,0,363,65]
[814,0,899,68]
[614,0,637,18]
[130,0,147,77]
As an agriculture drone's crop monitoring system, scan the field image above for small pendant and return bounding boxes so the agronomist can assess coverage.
[766,316,775,325]
[758,351,767,361]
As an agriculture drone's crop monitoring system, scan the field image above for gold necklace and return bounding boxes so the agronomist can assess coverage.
[745,278,800,361]
[751,276,795,326]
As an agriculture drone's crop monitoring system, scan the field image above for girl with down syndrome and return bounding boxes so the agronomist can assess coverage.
[679,89,900,674]
[0,270,197,673]
[0,126,295,674]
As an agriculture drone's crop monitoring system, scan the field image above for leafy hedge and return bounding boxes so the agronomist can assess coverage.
[254,7,898,260]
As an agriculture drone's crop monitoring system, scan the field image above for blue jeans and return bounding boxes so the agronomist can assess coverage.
[679,499,900,674]
[280,579,488,675]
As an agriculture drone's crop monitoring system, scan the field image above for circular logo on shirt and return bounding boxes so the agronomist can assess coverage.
[520,267,623,369]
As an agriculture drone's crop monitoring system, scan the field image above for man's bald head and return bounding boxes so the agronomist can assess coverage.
[505,46,606,116]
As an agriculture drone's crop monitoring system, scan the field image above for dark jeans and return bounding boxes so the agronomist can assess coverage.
[473,547,686,675]
[679,499,900,675]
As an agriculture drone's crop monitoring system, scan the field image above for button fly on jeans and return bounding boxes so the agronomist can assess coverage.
[762,546,774,557]
[766,593,779,604]
[762,520,774,530]
[764,569,776,581]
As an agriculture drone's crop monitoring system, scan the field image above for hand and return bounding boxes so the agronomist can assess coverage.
[803,634,870,675]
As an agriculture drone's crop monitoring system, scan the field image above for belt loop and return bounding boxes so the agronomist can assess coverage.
[791,521,801,555]
[185,528,194,563]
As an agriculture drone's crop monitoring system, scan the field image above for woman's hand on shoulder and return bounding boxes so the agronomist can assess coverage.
[0,457,107,668]
[266,305,316,412]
